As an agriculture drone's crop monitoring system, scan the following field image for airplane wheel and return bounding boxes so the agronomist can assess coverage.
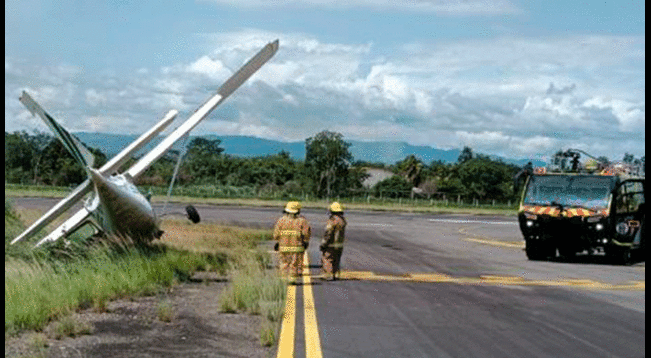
[186,205,201,224]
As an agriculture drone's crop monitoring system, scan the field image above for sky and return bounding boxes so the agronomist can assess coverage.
[5,0,645,163]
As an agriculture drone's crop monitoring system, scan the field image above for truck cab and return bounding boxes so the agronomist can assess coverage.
[517,166,644,264]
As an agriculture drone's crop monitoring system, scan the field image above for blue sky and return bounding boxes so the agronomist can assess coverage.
[5,0,645,162]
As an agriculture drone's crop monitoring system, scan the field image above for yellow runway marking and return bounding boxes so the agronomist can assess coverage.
[303,252,323,358]
[276,253,324,358]
[276,284,296,358]
[463,237,525,248]
[336,270,644,291]
[458,226,525,249]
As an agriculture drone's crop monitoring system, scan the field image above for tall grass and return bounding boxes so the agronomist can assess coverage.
[5,243,225,334]
[219,253,286,346]
[5,201,284,348]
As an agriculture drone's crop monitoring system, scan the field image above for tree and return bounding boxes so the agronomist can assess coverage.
[394,155,424,187]
[623,153,635,164]
[416,178,437,199]
[373,175,412,198]
[183,137,225,184]
[458,146,473,163]
[641,156,645,173]
[456,157,518,201]
[5,131,107,186]
[38,140,86,185]
[5,131,37,183]
[305,131,353,198]
[186,137,224,158]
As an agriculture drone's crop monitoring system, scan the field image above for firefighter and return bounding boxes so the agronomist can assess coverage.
[273,201,311,284]
[320,202,347,281]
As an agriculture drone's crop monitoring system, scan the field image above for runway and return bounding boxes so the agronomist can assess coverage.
[10,198,646,357]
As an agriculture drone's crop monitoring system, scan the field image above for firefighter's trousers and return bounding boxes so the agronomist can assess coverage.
[279,251,304,279]
[321,248,343,279]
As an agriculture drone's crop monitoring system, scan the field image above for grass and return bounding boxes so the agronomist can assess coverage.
[218,254,286,347]
[4,184,70,198]
[46,315,94,340]
[5,245,222,334]
[5,198,284,350]
[156,298,174,323]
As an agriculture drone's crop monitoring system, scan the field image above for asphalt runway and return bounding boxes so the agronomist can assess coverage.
[10,198,646,358]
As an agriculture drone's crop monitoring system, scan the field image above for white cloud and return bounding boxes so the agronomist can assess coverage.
[85,89,107,107]
[582,97,645,132]
[4,31,645,160]
[456,131,558,157]
[520,95,584,123]
[186,56,230,80]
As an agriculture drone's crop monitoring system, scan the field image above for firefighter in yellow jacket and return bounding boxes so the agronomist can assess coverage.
[273,201,311,283]
[320,202,347,281]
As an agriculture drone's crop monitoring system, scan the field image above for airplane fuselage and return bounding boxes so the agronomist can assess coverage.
[89,169,161,242]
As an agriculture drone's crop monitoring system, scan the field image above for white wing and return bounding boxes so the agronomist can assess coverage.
[10,180,92,244]
[126,39,279,178]
[34,207,94,247]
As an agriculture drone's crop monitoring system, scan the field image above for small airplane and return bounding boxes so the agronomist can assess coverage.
[11,39,279,247]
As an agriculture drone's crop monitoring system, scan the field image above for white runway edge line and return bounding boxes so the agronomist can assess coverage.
[428,218,517,225]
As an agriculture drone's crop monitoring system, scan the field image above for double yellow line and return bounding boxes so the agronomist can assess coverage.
[276,252,323,358]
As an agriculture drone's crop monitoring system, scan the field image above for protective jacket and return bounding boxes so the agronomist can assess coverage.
[321,214,346,250]
[274,213,311,253]
[320,214,346,279]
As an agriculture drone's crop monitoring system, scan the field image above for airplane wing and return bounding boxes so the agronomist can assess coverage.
[34,207,95,247]
[11,106,178,245]
[98,109,178,175]
[10,179,92,244]
[20,92,96,169]
[126,39,279,178]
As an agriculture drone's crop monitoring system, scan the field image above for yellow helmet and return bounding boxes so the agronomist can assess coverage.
[285,201,301,214]
[329,202,344,213]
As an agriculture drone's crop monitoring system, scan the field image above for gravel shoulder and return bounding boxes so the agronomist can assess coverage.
[5,272,276,358]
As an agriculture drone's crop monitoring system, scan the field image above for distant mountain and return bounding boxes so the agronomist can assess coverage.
[73,132,545,167]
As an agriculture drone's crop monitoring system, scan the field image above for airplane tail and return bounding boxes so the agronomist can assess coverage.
[19,91,95,169]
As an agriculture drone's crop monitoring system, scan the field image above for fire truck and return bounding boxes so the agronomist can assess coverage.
[515,150,645,264]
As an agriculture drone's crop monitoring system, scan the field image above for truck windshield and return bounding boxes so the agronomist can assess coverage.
[524,175,615,209]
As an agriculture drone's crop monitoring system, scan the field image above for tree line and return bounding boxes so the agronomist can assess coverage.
[5,130,643,203]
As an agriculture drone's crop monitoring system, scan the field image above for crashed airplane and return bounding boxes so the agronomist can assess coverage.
[11,39,279,247]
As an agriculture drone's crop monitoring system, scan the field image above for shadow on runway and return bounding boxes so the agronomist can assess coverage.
[546,250,646,266]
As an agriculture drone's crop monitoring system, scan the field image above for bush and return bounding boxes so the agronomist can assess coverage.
[373,176,412,198]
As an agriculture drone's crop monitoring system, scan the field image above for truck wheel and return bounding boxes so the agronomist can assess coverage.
[525,240,547,261]
[607,246,632,266]
[186,205,201,224]
[618,248,632,266]
[558,246,576,259]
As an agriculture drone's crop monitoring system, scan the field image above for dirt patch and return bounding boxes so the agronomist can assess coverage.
[5,272,276,358]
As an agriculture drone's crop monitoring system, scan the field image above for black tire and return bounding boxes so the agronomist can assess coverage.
[607,246,632,266]
[558,246,576,259]
[525,240,546,261]
[186,205,201,224]
[618,248,633,266]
